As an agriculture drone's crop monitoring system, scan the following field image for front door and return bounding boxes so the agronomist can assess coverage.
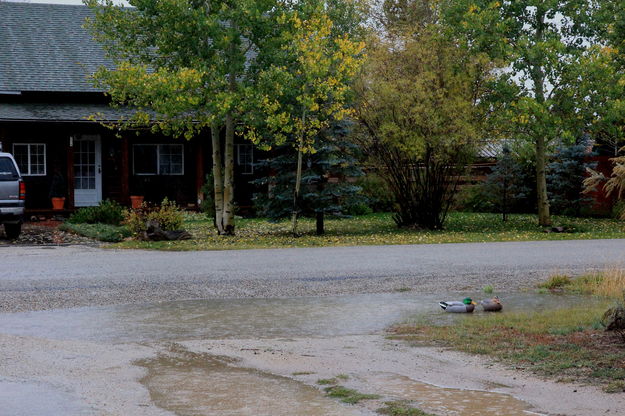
[73,135,102,207]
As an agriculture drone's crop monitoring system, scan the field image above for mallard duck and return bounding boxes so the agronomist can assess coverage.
[480,297,503,312]
[439,298,476,313]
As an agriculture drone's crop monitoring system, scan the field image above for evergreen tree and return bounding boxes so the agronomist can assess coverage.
[253,121,364,235]
[548,142,597,217]
[483,147,532,221]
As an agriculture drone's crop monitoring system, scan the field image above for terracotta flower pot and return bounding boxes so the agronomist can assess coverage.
[51,197,65,211]
[130,195,144,209]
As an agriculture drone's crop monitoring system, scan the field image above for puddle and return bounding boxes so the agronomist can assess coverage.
[0,292,599,416]
[139,346,363,416]
[0,378,92,416]
[365,373,539,416]
[139,346,538,416]
[0,292,602,343]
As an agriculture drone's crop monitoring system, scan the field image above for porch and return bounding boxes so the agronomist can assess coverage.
[0,121,210,213]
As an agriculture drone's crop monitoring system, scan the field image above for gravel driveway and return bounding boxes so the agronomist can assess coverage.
[1,239,624,312]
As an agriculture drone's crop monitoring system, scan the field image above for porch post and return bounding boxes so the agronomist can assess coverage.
[120,136,130,205]
[67,135,75,209]
[195,137,205,208]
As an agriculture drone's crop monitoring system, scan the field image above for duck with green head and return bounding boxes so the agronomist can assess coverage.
[439,298,477,313]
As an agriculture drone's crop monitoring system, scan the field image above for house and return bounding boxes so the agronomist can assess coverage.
[0,2,257,213]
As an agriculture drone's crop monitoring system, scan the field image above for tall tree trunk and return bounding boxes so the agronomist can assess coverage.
[316,211,324,235]
[223,111,235,235]
[291,143,304,235]
[211,125,225,234]
[502,175,508,222]
[533,8,551,227]
[536,134,551,226]
[220,35,238,236]
[291,110,306,235]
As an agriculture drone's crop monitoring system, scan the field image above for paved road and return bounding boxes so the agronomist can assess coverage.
[1,239,624,312]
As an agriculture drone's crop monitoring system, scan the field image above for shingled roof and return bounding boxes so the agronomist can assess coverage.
[0,2,111,93]
[0,102,135,122]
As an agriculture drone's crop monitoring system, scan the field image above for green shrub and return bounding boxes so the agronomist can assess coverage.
[454,185,494,212]
[356,173,395,213]
[612,201,625,220]
[124,197,185,236]
[68,199,124,225]
[345,202,373,216]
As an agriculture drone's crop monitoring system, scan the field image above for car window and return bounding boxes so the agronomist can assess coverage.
[0,157,19,181]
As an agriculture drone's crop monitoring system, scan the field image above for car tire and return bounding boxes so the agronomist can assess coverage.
[4,223,21,239]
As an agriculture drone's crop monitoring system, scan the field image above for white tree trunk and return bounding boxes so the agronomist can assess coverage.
[211,125,225,234]
[291,110,306,235]
[223,112,236,235]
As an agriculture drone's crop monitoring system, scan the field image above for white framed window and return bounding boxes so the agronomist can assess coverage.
[236,144,254,174]
[12,143,46,176]
[133,144,184,175]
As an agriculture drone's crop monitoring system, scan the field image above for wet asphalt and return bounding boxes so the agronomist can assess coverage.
[0,239,624,312]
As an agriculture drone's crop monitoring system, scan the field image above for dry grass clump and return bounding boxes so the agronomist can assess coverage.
[593,269,625,299]
[538,274,572,290]
[541,269,625,299]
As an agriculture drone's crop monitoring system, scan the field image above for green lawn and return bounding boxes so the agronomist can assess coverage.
[108,212,625,251]
[60,222,131,242]
[390,304,625,392]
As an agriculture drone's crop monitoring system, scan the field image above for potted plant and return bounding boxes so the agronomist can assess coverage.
[130,195,144,209]
[49,168,66,210]
[130,180,145,209]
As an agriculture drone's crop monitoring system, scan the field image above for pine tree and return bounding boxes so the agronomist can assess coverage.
[253,121,364,235]
[483,147,532,221]
[548,142,597,217]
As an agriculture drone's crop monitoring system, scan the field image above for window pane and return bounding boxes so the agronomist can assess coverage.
[237,144,253,174]
[30,150,39,173]
[12,144,29,175]
[0,157,19,181]
[13,143,46,175]
[158,144,183,175]
[159,149,171,174]
[134,145,158,175]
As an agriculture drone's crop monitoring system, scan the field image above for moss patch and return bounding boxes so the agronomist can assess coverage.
[377,401,435,416]
[323,386,381,404]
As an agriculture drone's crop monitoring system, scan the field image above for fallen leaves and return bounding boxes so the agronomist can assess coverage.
[110,212,625,251]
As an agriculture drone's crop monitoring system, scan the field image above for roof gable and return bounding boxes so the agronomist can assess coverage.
[0,2,111,93]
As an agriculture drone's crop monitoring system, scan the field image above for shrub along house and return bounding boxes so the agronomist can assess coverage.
[0,2,257,214]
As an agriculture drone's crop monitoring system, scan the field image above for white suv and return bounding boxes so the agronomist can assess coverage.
[0,151,25,239]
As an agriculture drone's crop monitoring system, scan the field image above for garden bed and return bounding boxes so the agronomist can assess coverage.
[0,222,99,246]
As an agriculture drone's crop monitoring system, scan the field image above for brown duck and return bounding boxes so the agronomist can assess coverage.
[480,297,503,312]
